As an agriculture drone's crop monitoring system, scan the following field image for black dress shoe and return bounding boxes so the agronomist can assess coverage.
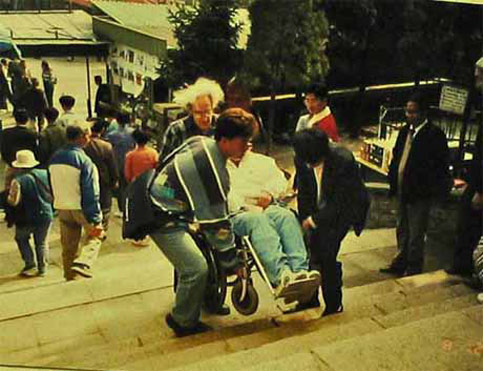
[404,268,422,277]
[322,305,343,317]
[165,313,213,337]
[291,298,321,313]
[379,266,405,276]
[445,267,472,278]
[214,304,231,316]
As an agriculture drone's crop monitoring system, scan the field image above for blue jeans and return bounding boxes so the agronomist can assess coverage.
[232,205,308,286]
[15,220,52,271]
[151,226,208,328]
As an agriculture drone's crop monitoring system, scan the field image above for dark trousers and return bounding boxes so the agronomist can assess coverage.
[392,198,432,273]
[452,186,483,272]
[309,221,350,311]
[99,187,112,232]
[116,175,128,214]
[44,82,54,108]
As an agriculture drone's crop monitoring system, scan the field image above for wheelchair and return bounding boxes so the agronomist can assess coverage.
[172,227,260,316]
[186,220,318,316]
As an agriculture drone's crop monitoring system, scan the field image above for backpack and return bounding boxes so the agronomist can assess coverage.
[122,144,190,241]
[29,172,53,204]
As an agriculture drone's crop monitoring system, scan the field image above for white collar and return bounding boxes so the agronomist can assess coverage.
[413,119,428,137]
[307,106,331,128]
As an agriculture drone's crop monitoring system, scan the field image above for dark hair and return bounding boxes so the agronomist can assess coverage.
[214,108,255,141]
[132,128,149,145]
[293,128,330,165]
[117,112,131,126]
[407,92,428,113]
[44,107,59,123]
[90,119,107,134]
[59,95,75,109]
[94,75,102,83]
[14,108,29,124]
[306,83,329,101]
[66,125,86,141]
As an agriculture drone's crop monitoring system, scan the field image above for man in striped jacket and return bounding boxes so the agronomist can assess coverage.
[150,108,254,337]
[49,123,104,281]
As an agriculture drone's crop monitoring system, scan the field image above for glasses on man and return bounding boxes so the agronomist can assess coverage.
[192,109,213,118]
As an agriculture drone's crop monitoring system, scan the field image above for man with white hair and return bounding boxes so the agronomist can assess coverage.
[159,77,224,159]
[49,123,104,281]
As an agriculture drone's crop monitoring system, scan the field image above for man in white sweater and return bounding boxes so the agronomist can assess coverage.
[227,149,320,299]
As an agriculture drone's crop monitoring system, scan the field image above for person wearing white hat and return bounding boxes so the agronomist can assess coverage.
[7,149,53,277]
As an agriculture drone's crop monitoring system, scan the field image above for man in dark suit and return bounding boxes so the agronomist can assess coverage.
[381,93,452,277]
[94,75,112,119]
[294,129,370,316]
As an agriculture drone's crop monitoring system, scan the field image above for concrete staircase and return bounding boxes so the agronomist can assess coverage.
[0,268,481,371]
[0,216,480,371]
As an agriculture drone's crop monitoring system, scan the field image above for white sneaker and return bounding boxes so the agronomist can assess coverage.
[292,270,308,281]
[477,293,483,304]
[131,237,150,247]
[275,269,293,297]
[308,270,321,284]
[20,266,37,277]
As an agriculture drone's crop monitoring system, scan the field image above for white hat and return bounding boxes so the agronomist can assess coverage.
[12,150,39,169]
[476,57,483,69]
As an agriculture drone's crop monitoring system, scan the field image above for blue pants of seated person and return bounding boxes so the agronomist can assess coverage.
[232,205,308,286]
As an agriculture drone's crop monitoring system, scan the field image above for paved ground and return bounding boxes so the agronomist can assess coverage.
[1,56,106,129]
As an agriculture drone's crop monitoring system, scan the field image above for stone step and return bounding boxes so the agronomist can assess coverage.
[164,302,483,371]
[310,306,483,371]
[149,291,478,371]
[0,247,175,322]
[21,278,473,371]
[0,268,468,369]
[243,352,330,371]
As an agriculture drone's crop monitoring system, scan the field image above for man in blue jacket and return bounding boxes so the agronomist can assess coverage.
[7,149,53,277]
[49,123,104,280]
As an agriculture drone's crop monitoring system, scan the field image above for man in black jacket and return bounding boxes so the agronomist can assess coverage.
[94,76,112,119]
[1,109,38,190]
[294,129,370,316]
[381,93,452,276]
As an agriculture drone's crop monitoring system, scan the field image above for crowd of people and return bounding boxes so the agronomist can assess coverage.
[0,58,56,132]
[0,56,481,338]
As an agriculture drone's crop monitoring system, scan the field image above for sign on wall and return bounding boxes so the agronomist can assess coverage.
[109,44,160,97]
[439,85,469,116]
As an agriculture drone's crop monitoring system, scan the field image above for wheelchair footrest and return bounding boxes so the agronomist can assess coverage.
[275,277,320,304]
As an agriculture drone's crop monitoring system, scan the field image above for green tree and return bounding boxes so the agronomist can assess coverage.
[242,0,329,148]
[243,0,329,94]
[159,0,243,88]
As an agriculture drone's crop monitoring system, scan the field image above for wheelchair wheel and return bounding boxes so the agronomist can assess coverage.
[191,232,228,313]
[231,279,259,316]
[204,253,228,313]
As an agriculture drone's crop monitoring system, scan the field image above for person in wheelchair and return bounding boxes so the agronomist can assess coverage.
[227,146,321,301]
[149,108,254,337]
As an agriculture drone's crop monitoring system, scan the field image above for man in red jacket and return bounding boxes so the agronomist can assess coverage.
[295,83,340,142]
